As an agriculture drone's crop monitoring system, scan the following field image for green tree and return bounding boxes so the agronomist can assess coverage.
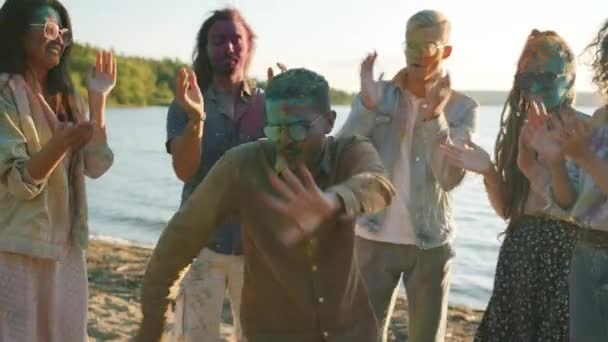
[68,43,353,106]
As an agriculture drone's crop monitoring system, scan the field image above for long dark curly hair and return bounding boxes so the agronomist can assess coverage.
[494,29,576,219]
[586,19,608,102]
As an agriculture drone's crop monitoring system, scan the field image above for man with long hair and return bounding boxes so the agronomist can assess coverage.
[164,8,265,341]
[338,10,478,342]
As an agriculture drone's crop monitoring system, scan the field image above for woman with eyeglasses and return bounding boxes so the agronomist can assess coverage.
[0,0,115,340]
[441,29,588,340]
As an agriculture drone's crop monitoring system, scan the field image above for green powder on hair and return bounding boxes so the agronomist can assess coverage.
[265,68,330,111]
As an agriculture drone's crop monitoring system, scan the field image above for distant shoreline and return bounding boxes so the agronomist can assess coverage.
[70,43,605,109]
[462,90,604,107]
[103,91,604,109]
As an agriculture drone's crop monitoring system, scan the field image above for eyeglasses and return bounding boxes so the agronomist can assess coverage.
[30,21,72,46]
[264,116,323,142]
[402,41,447,57]
[515,72,566,90]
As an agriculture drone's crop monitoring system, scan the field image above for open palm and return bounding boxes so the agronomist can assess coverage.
[522,99,562,164]
[360,52,383,110]
[266,62,288,87]
[262,166,339,246]
[87,50,117,96]
[175,68,205,121]
[440,140,493,174]
[423,73,451,119]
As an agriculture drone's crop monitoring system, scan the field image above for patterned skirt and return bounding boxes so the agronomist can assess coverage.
[474,215,581,342]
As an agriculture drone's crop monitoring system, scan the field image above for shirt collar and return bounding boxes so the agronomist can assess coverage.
[318,138,333,175]
[204,80,252,103]
[391,68,433,102]
[392,67,409,92]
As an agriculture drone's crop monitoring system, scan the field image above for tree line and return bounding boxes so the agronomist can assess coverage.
[69,43,354,107]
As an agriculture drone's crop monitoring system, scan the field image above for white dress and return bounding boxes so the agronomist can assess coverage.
[0,149,89,342]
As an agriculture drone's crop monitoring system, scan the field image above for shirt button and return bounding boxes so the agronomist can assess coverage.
[312,265,318,272]
[323,331,330,338]
[318,297,324,303]
[415,156,421,162]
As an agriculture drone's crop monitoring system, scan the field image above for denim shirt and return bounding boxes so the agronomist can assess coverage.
[166,83,265,255]
[338,74,478,249]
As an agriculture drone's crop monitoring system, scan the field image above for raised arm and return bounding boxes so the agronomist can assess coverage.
[81,50,117,179]
[424,97,478,192]
[0,100,92,199]
[439,138,509,218]
[525,101,577,209]
[23,92,95,186]
[337,53,384,138]
[559,122,608,197]
[167,68,206,183]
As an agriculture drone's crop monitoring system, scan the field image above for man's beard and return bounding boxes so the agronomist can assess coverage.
[214,64,237,76]
[212,57,242,77]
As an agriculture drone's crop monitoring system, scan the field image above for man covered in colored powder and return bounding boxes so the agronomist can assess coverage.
[165,8,266,341]
[136,68,396,342]
[338,9,478,342]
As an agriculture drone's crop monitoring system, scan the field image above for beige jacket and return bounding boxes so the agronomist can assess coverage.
[0,74,113,259]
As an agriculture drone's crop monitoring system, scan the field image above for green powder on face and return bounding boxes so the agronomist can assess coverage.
[266,98,319,174]
[265,98,319,124]
[31,5,62,26]
[524,48,570,109]
[264,69,331,174]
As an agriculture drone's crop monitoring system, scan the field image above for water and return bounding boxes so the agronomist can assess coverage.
[87,104,596,310]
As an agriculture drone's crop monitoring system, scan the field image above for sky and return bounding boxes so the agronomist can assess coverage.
[60,0,608,93]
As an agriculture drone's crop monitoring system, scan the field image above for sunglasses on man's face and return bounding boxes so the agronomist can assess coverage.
[515,72,566,90]
[402,41,446,58]
[264,116,323,142]
[30,21,72,46]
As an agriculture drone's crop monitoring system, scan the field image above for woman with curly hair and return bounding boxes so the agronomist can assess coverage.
[559,18,608,341]
[589,20,608,127]
[441,29,588,341]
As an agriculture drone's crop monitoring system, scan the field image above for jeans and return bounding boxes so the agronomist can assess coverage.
[569,238,608,342]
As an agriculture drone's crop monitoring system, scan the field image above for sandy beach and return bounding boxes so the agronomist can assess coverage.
[86,240,484,341]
